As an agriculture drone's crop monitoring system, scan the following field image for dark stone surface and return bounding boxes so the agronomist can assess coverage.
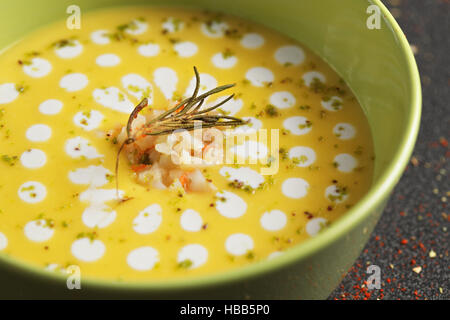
[328,0,449,300]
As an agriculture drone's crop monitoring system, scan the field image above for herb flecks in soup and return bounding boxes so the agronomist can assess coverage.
[0,7,374,280]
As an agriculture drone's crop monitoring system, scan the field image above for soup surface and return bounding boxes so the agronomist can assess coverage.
[0,7,374,281]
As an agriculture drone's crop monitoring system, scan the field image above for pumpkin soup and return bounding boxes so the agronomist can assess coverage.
[0,7,374,281]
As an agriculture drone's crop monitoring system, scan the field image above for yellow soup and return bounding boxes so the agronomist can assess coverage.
[0,7,374,281]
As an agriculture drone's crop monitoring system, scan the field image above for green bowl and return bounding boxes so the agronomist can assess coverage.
[0,0,421,299]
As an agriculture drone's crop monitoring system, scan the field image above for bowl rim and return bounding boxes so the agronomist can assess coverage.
[0,0,421,292]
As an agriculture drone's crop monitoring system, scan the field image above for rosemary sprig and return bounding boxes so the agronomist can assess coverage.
[115,66,248,200]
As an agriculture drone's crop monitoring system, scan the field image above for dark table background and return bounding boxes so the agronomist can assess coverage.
[329,0,449,300]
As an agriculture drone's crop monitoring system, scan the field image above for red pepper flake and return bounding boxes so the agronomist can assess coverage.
[401,239,408,245]
[439,137,448,148]
[410,258,416,266]
[419,242,426,251]
[400,211,406,216]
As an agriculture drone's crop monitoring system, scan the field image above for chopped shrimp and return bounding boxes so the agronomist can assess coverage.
[113,108,222,193]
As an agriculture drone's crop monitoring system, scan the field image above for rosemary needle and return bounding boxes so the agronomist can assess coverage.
[115,66,248,200]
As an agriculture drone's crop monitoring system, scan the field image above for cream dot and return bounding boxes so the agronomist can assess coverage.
[96,53,120,67]
[275,45,305,66]
[0,232,7,250]
[26,124,52,142]
[60,73,88,92]
[241,33,264,49]
[174,41,198,58]
[321,96,343,111]
[121,73,153,101]
[69,165,111,187]
[153,67,178,100]
[90,30,110,45]
[303,71,326,87]
[230,140,268,160]
[288,146,316,167]
[138,43,160,57]
[184,73,217,97]
[245,67,274,87]
[125,19,148,35]
[127,246,159,271]
[24,220,54,242]
[212,52,238,69]
[215,191,247,218]
[22,58,52,78]
[71,238,105,262]
[333,123,356,140]
[133,204,162,234]
[177,244,208,269]
[225,233,254,256]
[283,116,312,135]
[65,137,102,159]
[39,99,63,115]
[219,166,264,189]
[282,178,309,199]
[270,91,296,109]
[334,153,358,173]
[325,185,348,203]
[73,110,104,131]
[18,181,47,203]
[229,117,262,134]
[162,17,185,33]
[260,210,287,231]
[208,96,243,116]
[20,149,47,169]
[180,209,203,232]
[268,251,283,260]
[306,218,328,236]
[82,204,117,228]
[201,21,228,38]
[93,87,134,114]
[0,83,19,104]
[54,40,83,59]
